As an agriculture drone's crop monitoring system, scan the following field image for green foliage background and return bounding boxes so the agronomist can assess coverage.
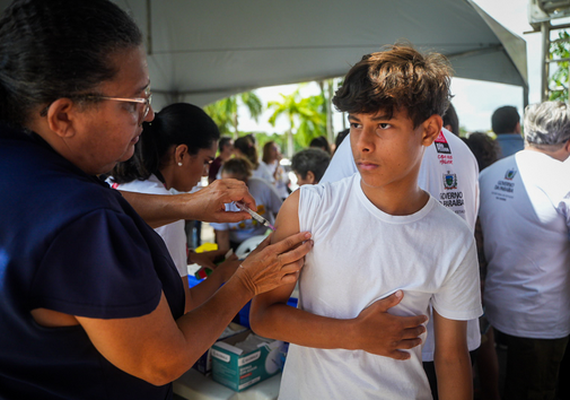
[549,30,570,101]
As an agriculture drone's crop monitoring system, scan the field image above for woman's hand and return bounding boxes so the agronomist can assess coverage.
[185,179,256,223]
[119,178,256,228]
[234,231,312,296]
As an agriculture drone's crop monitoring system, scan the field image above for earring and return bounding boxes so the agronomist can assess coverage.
[178,162,183,167]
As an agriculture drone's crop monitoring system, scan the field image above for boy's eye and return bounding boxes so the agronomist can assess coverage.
[349,122,362,129]
[378,123,391,130]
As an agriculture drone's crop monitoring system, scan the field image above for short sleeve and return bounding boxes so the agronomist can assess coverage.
[431,238,483,320]
[30,209,163,319]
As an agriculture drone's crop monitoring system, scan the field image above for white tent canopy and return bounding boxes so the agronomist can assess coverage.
[1,0,528,109]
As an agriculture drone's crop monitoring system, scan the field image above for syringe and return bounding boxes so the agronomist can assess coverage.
[235,201,275,231]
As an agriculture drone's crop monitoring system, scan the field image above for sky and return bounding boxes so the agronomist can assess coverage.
[238,0,554,135]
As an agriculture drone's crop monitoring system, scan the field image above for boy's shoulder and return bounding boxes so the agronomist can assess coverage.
[301,173,359,197]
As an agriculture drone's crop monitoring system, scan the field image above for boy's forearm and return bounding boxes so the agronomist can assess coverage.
[251,302,356,350]
[434,350,473,400]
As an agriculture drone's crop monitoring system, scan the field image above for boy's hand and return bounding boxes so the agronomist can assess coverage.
[351,290,428,360]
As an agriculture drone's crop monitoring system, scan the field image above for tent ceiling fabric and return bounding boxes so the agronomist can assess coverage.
[0,0,528,109]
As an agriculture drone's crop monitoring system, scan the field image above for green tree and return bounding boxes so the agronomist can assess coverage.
[267,87,325,157]
[204,91,263,137]
[549,30,570,101]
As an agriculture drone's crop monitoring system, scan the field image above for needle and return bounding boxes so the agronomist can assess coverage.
[235,201,275,231]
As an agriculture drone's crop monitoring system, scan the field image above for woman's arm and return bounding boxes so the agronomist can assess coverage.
[120,179,256,228]
[73,230,313,386]
[183,255,241,313]
[250,190,428,359]
[433,310,473,400]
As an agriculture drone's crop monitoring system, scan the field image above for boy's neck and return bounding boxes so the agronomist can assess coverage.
[360,179,430,216]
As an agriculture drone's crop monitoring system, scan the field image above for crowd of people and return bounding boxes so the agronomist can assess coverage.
[0,1,569,400]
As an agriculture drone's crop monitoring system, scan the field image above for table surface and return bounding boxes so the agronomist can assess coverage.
[173,368,282,400]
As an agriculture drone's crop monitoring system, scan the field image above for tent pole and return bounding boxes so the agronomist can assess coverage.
[146,0,152,55]
[540,22,550,102]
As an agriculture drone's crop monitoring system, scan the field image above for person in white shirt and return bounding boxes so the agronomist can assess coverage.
[234,135,274,183]
[321,111,481,400]
[108,103,241,313]
[479,101,570,400]
[262,140,290,198]
[250,45,482,400]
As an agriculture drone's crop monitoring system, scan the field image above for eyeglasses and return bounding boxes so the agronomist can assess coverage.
[92,86,152,120]
[39,86,152,119]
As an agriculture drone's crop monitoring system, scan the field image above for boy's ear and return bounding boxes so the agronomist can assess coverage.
[421,115,443,147]
[46,98,78,138]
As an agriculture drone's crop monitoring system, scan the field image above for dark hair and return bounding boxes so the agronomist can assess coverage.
[111,103,220,183]
[334,129,350,152]
[291,148,331,183]
[234,135,259,168]
[221,157,253,182]
[332,44,452,128]
[442,103,459,136]
[218,136,233,153]
[309,136,332,155]
[462,132,500,171]
[0,0,143,128]
[262,141,278,164]
[491,106,520,134]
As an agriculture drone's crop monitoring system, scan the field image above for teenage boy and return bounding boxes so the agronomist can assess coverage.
[250,45,483,400]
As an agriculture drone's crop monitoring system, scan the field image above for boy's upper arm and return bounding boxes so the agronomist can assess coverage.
[433,309,468,356]
[254,190,301,306]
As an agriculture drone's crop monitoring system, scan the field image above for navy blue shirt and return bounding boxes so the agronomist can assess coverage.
[0,123,184,399]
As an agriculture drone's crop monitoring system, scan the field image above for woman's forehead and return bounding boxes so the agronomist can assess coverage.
[100,46,150,96]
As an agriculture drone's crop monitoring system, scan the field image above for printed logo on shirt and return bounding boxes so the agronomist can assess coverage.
[435,131,453,165]
[492,174,516,200]
[443,172,457,190]
[504,169,517,180]
[434,131,451,154]
[439,191,464,208]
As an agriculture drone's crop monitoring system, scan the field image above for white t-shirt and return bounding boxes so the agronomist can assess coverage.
[279,175,482,400]
[210,177,282,244]
[479,150,570,339]
[262,160,289,198]
[108,174,188,277]
[320,128,481,359]
[252,161,274,183]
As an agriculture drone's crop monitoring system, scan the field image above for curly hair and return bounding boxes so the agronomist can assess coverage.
[332,43,453,128]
